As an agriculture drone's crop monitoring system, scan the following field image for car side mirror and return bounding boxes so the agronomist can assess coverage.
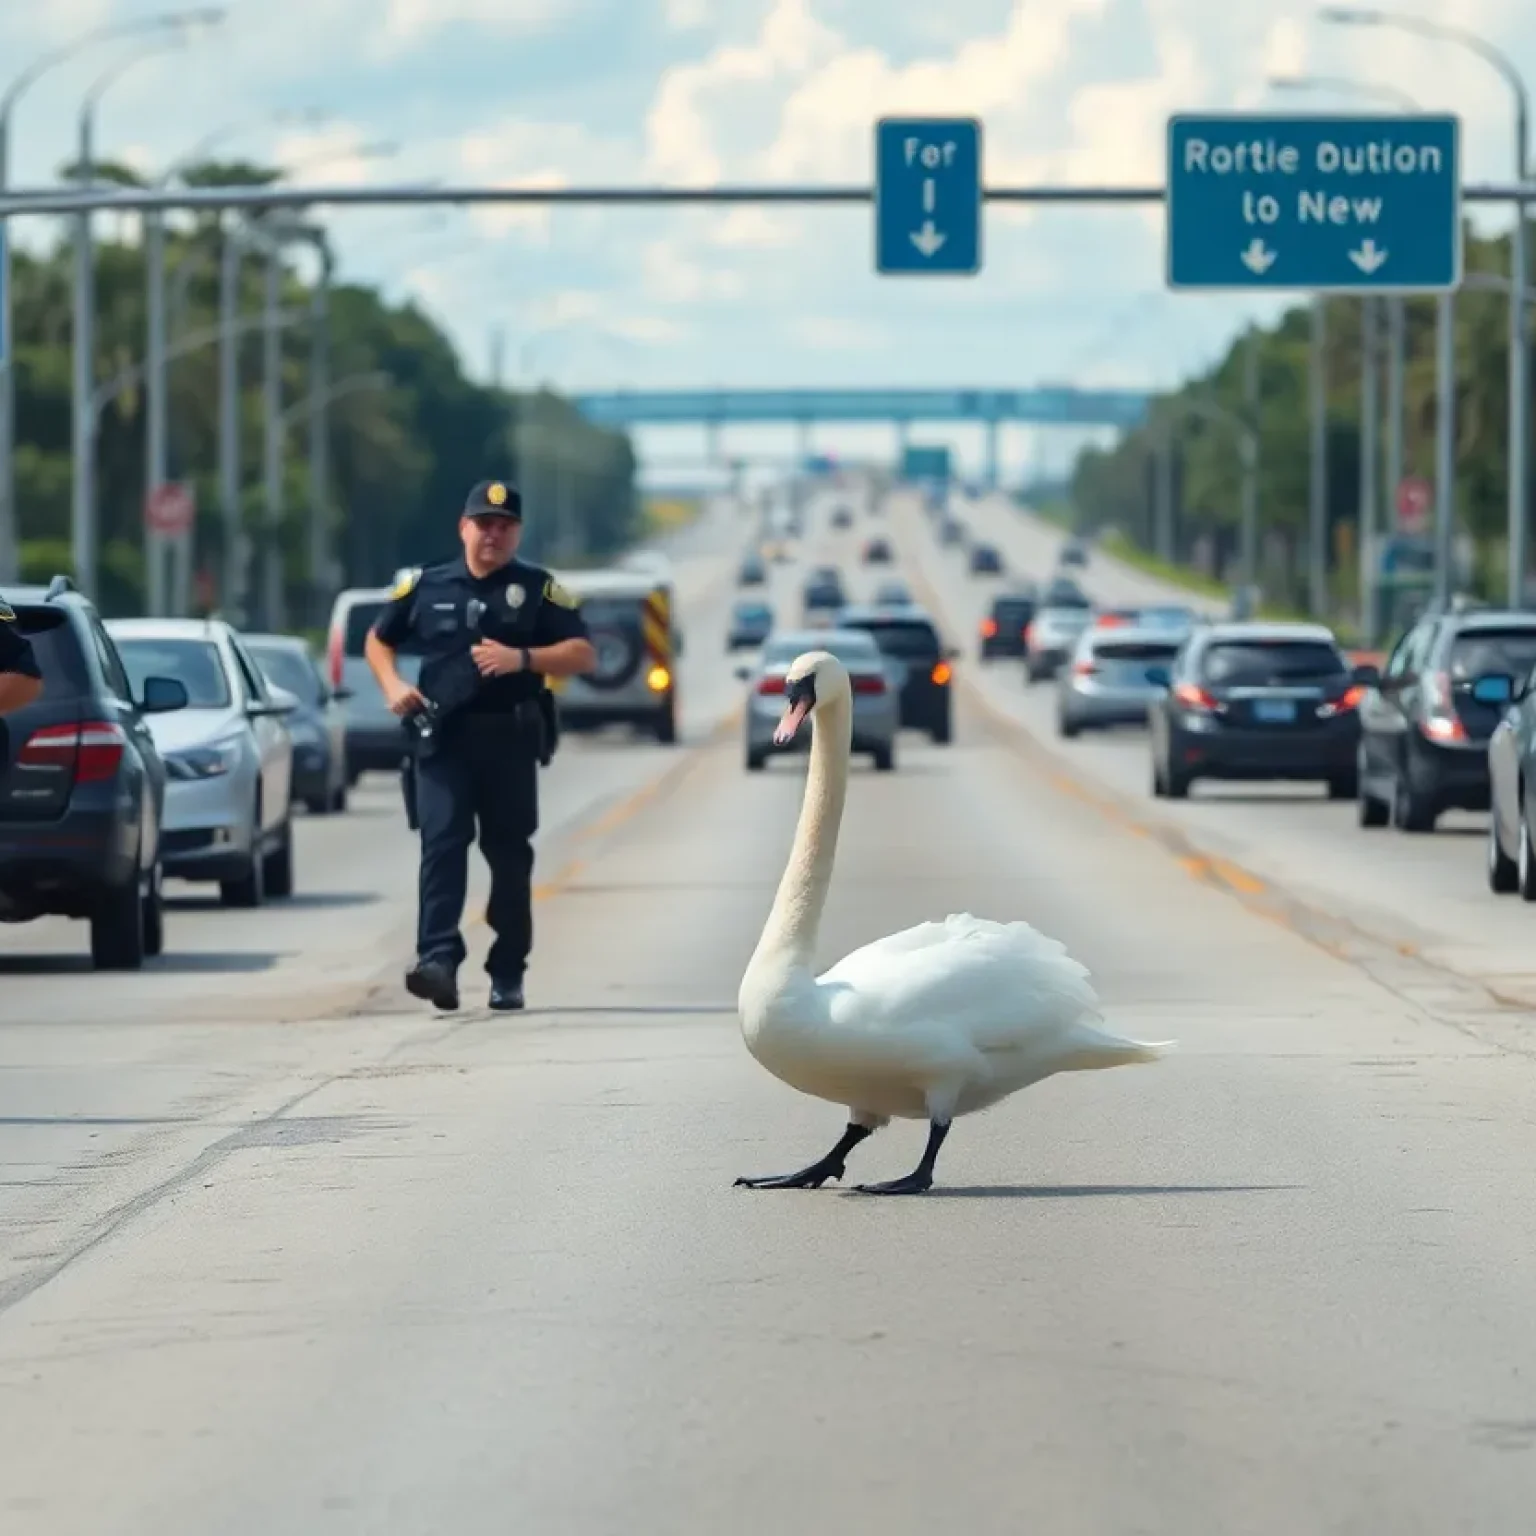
[138,675,188,713]
[1351,663,1381,689]
[734,665,751,681]
[1145,665,1171,689]
[1470,671,1517,706]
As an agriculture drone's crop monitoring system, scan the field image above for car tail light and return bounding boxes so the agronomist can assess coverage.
[980,618,997,638]
[1172,681,1219,713]
[1072,659,1097,676]
[1095,613,1130,629]
[1317,684,1365,717]
[930,662,952,686]
[757,675,787,695]
[326,626,344,690]
[19,721,126,783]
[851,674,886,695]
[1420,669,1467,741]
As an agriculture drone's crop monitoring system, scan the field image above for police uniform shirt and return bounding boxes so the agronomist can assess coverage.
[0,596,40,680]
[372,557,588,713]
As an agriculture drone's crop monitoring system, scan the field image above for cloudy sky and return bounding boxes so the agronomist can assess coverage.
[2,0,1532,484]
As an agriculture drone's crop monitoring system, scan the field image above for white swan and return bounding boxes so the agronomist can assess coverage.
[735,650,1174,1196]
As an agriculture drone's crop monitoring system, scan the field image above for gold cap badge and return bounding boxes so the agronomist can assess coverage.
[486,482,507,507]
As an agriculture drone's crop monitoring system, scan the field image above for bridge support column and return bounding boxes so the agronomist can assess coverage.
[795,418,812,465]
[895,419,910,465]
[705,419,722,464]
[983,419,1000,492]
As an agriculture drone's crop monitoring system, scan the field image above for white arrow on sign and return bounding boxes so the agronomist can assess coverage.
[910,221,946,257]
[922,178,936,214]
[1349,239,1388,274]
[1240,238,1276,275]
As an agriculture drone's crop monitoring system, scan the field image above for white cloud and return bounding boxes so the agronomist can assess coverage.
[379,0,578,51]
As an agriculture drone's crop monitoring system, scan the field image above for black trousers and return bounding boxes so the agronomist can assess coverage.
[415,716,539,980]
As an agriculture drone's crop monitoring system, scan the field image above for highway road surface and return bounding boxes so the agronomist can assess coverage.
[3,491,1536,1534]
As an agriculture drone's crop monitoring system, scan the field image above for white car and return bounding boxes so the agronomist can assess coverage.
[107,618,298,907]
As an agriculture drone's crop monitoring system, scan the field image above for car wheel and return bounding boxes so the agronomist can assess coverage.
[329,781,348,814]
[1327,773,1357,800]
[1518,812,1536,902]
[1489,808,1520,894]
[263,818,295,899]
[91,869,145,971]
[655,705,677,745]
[1164,758,1192,799]
[930,716,952,745]
[221,806,266,908]
[872,746,895,772]
[1391,773,1437,833]
[142,858,165,958]
[1058,713,1080,740]
[746,751,767,772]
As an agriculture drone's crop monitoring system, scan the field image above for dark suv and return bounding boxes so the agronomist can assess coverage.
[1359,606,1536,831]
[0,578,188,968]
[837,604,955,743]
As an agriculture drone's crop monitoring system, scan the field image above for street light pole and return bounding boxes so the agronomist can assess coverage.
[1318,10,1530,604]
[1434,290,1457,608]
[1308,299,1328,618]
[0,8,224,584]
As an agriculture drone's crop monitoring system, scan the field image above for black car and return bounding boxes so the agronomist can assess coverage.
[838,604,955,743]
[738,554,767,586]
[862,537,893,564]
[830,506,854,529]
[1058,537,1089,567]
[1147,622,1371,800]
[802,567,846,619]
[727,598,774,651]
[874,578,914,606]
[1042,574,1089,607]
[969,543,1003,575]
[1360,608,1536,832]
[980,589,1037,660]
[938,519,965,547]
[0,578,189,968]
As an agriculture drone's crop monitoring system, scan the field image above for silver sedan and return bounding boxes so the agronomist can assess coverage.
[737,629,899,772]
[1057,625,1183,737]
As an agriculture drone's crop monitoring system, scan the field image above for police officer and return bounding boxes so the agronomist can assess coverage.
[0,592,42,714]
[364,479,596,1013]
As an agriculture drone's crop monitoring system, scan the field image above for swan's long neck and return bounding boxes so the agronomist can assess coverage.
[748,694,850,975]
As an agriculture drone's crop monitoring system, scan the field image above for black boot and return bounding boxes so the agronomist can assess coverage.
[488,977,525,1012]
[405,957,459,1011]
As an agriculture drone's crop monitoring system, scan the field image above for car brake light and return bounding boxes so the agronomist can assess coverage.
[931,662,952,686]
[1420,669,1467,741]
[1173,682,1219,712]
[1022,623,1033,647]
[980,618,997,638]
[327,626,344,690]
[1318,684,1365,717]
[1072,659,1097,676]
[851,674,886,694]
[19,721,126,783]
[1095,613,1130,628]
[757,675,787,695]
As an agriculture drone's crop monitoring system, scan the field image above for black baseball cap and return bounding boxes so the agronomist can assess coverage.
[463,479,522,519]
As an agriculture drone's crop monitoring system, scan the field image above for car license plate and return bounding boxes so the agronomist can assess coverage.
[1253,698,1295,723]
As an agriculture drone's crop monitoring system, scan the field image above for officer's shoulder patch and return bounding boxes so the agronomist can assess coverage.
[389,567,422,601]
[0,598,13,622]
[543,577,578,609]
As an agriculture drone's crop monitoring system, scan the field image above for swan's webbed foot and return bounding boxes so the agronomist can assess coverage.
[734,1123,872,1191]
[852,1119,950,1197]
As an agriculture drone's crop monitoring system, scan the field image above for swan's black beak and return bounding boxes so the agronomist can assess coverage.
[774,674,816,745]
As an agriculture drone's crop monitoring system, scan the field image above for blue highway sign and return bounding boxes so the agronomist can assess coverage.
[1166,113,1461,292]
[874,117,982,275]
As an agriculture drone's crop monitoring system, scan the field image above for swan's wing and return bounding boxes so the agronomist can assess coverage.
[817,912,1101,1049]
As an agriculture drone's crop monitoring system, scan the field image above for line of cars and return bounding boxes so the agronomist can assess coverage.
[979,561,1536,902]
[728,505,958,771]
[0,576,355,970]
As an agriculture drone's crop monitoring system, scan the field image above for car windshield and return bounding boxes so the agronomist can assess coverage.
[247,643,321,705]
[764,634,880,667]
[1095,639,1180,662]
[1043,582,1089,607]
[1137,605,1195,628]
[992,599,1033,622]
[10,610,88,697]
[733,602,772,621]
[115,637,231,707]
[1200,640,1345,686]
[843,619,940,658]
[1447,628,1536,682]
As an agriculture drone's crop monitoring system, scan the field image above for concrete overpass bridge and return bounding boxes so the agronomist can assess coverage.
[571,386,1152,488]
